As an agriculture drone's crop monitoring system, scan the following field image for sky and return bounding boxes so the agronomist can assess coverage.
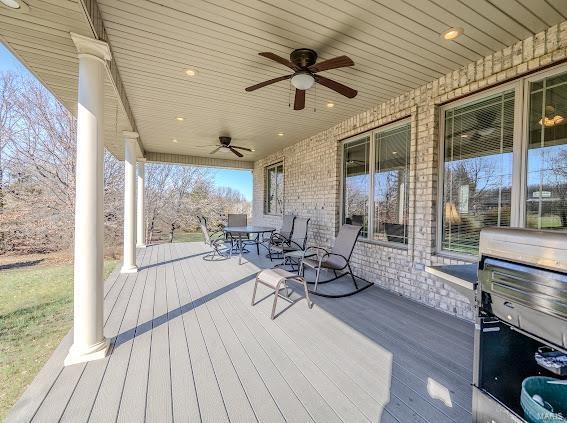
[0,42,253,201]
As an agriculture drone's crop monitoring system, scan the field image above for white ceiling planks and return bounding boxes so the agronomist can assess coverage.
[1,0,566,162]
[94,0,565,160]
[0,0,135,159]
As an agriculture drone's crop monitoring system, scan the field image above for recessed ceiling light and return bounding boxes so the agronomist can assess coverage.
[277,132,284,136]
[185,69,198,76]
[441,27,464,41]
[0,0,21,9]
[172,139,178,143]
[392,151,398,155]
[176,117,184,121]
[326,102,335,108]
[250,148,256,152]
[461,134,469,138]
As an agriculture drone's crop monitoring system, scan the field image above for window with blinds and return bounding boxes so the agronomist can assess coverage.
[526,72,567,231]
[374,124,410,244]
[264,162,284,215]
[342,121,411,244]
[442,91,515,254]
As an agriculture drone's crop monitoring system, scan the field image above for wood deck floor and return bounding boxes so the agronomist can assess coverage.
[7,242,474,423]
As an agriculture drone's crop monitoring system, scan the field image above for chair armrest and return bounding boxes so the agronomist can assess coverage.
[304,246,329,256]
[320,252,349,269]
[269,232,290,245]
[210,230,225,240]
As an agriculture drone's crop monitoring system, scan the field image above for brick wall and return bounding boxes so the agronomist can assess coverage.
[252,21,567,321]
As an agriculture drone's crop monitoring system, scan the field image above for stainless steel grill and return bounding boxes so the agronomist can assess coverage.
[473,228,567,423]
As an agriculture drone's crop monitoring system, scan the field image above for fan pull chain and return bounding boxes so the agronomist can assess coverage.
[288,79,292,108]
[313,81,317,112]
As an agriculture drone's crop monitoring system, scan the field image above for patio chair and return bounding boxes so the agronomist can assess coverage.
[300,224,364,295]
[265,214,296,260]
[226,213,249,252]
[197,216,228,260]
[269,217,310,270]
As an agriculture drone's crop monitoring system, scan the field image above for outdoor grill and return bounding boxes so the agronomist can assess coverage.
[473,228,567,422]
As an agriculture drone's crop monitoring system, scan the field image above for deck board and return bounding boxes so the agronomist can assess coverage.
[6,242,475,423]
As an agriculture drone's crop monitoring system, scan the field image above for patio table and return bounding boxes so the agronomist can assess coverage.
[223,226,275,264]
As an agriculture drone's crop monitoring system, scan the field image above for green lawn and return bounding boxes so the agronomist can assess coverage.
[170,231,204,243]
[0,259,117,420]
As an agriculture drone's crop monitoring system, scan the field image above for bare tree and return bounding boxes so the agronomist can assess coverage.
[0,72,123,253]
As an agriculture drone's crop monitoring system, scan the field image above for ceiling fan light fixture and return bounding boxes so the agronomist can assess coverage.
[1,0,21,8]
[291,72,315,90]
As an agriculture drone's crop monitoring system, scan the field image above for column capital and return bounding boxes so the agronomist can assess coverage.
[70,33,111,61]
[123,131,139,139]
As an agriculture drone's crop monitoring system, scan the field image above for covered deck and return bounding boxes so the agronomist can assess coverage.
[7,242,473,423]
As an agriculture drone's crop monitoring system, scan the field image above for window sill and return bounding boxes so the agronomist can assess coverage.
[433,250,478,263]
[359,238,409,251]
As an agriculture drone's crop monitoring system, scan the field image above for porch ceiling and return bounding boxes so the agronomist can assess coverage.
[0,0,138,159]
[2,1,567,163]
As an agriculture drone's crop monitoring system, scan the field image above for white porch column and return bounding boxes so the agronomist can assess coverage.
[121,132,139,273]
[136,160,146,248]
[65,33,111,366]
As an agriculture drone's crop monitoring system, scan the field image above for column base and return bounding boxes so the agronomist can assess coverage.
[64,338,109,366]
[120,264,138,274]
[136,243,147,248]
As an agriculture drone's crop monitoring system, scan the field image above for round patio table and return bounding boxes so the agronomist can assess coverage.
[223,226,275,264]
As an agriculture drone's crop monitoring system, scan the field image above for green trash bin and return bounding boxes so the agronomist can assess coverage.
[521,376,567,423]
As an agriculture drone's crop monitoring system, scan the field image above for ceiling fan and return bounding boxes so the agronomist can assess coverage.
[206,136,253,158]
[245,48,357,110]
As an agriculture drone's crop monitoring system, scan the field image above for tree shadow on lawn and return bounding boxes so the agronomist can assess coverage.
[0,259,45,271]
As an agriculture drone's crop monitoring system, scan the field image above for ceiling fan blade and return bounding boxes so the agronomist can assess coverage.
[228,146,244,157]
[309,55,354,73]
[245,75,292,92]
[294,89,305,110]
[259,52,298,70]
[209,146,222,155]
[232,146,253,152]
[315,75,357,98]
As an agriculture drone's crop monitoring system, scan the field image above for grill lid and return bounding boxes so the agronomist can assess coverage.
[479,228,567,273]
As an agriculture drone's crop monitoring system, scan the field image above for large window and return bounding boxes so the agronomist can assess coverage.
[343,121,411,244]
[265,162,284,215]
[526,73,567,231]
[441,91,515,255]
[439,66,567,257]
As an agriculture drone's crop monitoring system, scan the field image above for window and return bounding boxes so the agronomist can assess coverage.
[439,66,567,257]
[342,121,411,244]
[526,73,567,231]
[265,162,284,214]
[343,137,370,237]
[441,91,515,255]
[374,124,410,243]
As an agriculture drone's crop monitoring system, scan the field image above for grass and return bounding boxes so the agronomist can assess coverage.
[0,259,117,420]
[162,231,203,243]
